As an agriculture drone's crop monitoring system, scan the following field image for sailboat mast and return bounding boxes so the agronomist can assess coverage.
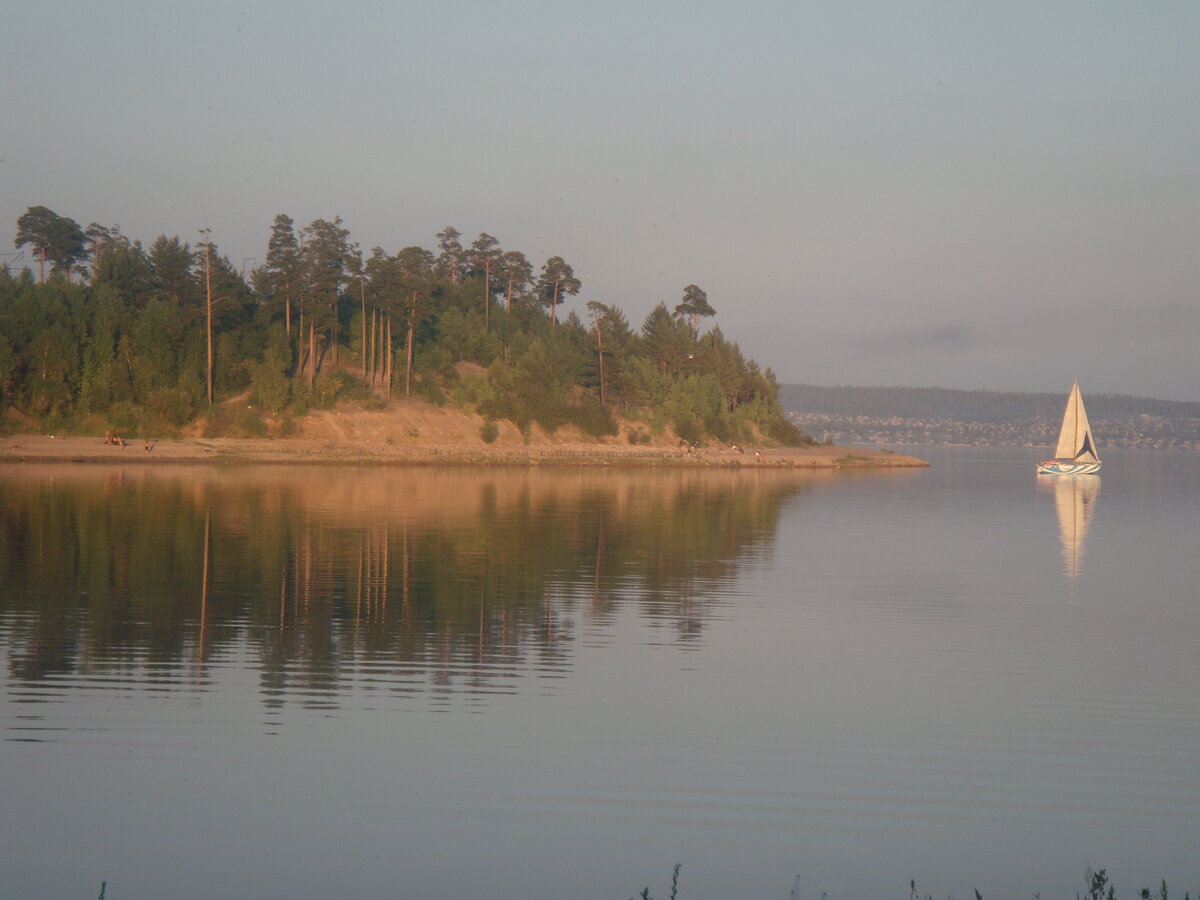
[1075,379,1084,453]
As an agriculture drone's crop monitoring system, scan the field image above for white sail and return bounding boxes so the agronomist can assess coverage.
[1053,381,1100,463]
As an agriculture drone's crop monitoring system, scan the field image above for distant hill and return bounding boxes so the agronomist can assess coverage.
[780,384,1200,449]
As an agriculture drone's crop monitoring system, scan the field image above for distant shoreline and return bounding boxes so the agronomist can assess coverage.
[1,434,928,469]
[782,383,1200,449]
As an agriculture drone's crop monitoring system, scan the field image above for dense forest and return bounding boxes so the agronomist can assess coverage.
[1,206,806,446]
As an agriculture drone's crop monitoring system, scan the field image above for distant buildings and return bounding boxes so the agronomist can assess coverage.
[789,412,1200,450]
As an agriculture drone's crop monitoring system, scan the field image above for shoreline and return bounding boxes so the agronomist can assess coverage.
[1,433,928,469]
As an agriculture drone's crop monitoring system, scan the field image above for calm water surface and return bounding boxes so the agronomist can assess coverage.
[2,448,1198,899]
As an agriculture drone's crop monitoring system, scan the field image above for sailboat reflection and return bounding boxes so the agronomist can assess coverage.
[1038,474,1100,578]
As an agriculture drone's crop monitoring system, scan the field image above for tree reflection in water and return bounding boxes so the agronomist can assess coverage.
[0,466,811,709]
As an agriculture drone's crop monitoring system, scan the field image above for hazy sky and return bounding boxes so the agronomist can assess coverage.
[4,1,1198,400]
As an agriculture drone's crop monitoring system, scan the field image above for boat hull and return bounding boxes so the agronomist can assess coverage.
[1037,461,1101,475]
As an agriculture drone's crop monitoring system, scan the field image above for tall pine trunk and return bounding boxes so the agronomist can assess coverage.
[369,309,377,386]
[204,237,214,405]
[595,326,606,405]
[297,310,304,379]
[359,281,367,381]
[386,316,393,401]
[483,260,491,331]
[405,290,417,398]
[309,323,316,386]
[405,321,415,398]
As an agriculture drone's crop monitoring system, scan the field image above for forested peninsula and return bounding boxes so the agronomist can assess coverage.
[2,206,814,460]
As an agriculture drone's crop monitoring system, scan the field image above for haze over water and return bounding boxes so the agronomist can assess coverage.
[3,450,1198,898]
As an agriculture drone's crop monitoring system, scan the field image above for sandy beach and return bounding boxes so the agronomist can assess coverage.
[1,432,926,468]
[1,401,927,468]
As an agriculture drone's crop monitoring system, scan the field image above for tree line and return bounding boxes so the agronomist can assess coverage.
[3,205,806,445]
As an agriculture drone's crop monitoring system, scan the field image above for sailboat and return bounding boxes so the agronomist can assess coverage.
[1037,380,1101,474]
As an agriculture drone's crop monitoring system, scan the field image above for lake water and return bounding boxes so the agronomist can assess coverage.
[2,448,1198,899]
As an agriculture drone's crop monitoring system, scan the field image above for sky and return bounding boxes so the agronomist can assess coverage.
[3,1,1198,401]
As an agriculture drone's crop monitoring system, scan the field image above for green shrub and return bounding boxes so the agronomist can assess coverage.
[627,427,651,445]
[765,415,813,446]
[415,346,456,381]
[674,418,702,446]
[569,397,618,437]
[250,360,290,413]
[704,413,731,444]
[455,374,493,408]
[106,402,140,436]
[148,388,198,427]
[480,420,500,443]
[310,370,371,410]
[309,373,340,410]
[418,378,447,407]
